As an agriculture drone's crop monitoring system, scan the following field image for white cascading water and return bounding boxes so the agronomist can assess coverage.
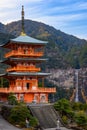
[75,69,79,102]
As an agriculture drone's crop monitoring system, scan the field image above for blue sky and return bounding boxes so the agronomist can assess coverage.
[0,0,87,40]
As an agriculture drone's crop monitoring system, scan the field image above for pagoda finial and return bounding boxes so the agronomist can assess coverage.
[21,5,26,36]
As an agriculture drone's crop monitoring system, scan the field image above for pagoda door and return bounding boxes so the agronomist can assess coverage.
[24,82,31,90]
[26,83,30,89]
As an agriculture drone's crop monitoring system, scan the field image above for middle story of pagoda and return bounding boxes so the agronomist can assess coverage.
[0,6,56,103]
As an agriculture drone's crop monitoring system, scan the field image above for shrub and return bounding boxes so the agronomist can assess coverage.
[75,111,87,127]
[8,93,18,105]
[29,116,38,127]
[62,115,68,124]
[8,104,38,128]
[54,98,73,116]
[8,104,30,127]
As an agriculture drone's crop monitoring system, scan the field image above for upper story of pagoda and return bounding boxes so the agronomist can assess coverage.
[0,6,47,59]
[1,33,48,49]
[2,35,47,58]
[0,6,50,78]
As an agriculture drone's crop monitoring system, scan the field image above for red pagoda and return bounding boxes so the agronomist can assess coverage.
[0,6,56,103]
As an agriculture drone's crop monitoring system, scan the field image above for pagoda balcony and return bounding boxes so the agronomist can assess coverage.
[7,66,41,72]
[0,87,56,93]
[5,50,43,58]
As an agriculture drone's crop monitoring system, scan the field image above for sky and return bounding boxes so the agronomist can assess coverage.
[0,0,87,40]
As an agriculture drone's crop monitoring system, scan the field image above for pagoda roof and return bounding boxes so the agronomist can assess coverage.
[0,58,48,65]
[0,57,48,62]
[9,72,50,76]
[10,34,48,44]
[0,72,51,78]
[0,34,48,47]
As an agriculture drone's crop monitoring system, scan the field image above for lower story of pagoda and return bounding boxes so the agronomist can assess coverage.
[0,73,56,103]
[0,87,56,103]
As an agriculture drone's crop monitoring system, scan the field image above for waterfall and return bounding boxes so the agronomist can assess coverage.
[75,69,79,102]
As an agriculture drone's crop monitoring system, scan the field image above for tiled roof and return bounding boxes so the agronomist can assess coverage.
[11,35,48,44]
[0,72,51,77]
[8,72,51,76]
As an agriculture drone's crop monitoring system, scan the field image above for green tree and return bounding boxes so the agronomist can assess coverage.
[75,111,87,128]
[72,102,87,111]
[8,93,18,105]
[54,98,74,117]
[79,45,87,67]
[0,78,9,88]
[8,104,38,127]
[66,47,80,69]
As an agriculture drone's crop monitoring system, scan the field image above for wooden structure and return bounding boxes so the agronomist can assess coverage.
[0,6,56,103]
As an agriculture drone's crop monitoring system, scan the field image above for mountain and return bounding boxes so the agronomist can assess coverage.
[0,22,4,32]
[4,20,86,50]
[0,20,87,69]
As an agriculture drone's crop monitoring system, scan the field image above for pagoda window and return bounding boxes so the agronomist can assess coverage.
[23,76,26,80]
[14,45,16,50]
[17,78,21,80]
[26,83,30,90]
[29,47,34,53]
[15,46,17,50]
[18,46,22,52]
[18,82,20,86]
[32,86,37,90]
[23,63,28,66]
[25,63,29,67]
[17,86,22,90]
[16,82,22,90]
[17,63,22,66]
[27,78,30,80]
[24,49,28,54]
[30,63,34,66]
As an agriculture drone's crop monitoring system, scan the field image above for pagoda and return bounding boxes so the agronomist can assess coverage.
[0,6,56,103]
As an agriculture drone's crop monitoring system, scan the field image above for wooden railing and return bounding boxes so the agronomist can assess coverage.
[7,66,41,72]
[0,88,8,92]
[5,50,43,58]
[0,87,56,93]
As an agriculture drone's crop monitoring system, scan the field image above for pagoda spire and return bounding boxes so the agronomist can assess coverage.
[21,5,26,36]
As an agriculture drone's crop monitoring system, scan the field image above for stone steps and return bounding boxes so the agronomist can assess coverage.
[28,104,57,129]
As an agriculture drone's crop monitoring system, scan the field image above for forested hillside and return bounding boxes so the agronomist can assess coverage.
[0,19,87,69]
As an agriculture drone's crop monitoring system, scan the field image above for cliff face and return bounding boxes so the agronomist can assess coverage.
[47,68,87,87]
[47,68,87,102]
[48,68,74,88]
